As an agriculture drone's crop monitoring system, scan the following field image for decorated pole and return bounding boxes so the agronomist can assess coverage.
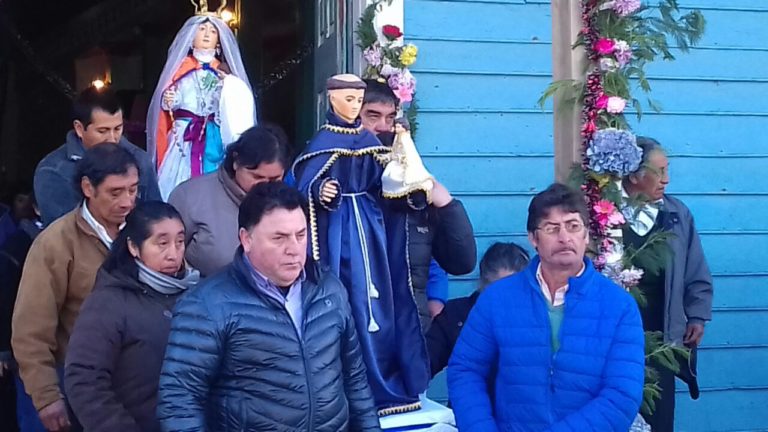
[541,0,705,418]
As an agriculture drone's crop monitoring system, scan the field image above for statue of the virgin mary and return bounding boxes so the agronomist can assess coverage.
[147,0,257,200]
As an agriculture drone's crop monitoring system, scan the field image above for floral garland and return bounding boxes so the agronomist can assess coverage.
[357,0,419,134]
[570,0,705,291]
[543,0,705,416]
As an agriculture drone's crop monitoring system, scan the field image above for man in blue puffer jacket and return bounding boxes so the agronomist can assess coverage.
[157,182,381,432]
[448,183,645,432]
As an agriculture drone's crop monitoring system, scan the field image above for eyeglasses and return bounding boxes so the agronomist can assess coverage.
[536,221,585,236]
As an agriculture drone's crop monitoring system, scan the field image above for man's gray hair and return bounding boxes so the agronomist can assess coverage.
[632,136,666,177]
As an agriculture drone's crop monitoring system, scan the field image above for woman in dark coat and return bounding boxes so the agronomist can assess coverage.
[64,201,199,432]
[426,242,529,377]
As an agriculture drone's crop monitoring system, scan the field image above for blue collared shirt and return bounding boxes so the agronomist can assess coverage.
[242,254,306,337]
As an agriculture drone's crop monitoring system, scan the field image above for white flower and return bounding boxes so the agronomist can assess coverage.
[613,40,632,66]
[619,267,644,287]
[606,96,627,114]
[614,40,630,52]
[599,58,619,72]
[380,63,401,78]
[363,46,382,67]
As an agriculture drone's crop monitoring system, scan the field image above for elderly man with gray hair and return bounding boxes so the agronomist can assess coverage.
[621,136,713,431]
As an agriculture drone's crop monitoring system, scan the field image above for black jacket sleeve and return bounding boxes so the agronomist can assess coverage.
[430,199,477,276]
[0,232,33,357]
[425,311,454,378]
[0,252,20,355]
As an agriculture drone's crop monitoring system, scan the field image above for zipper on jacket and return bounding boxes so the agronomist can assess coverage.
[532,278,557,425]
[549,352,557,393]
[280,304,314,432]
[535,291,555,424]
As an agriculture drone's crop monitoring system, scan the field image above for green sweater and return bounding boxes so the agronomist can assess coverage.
[547,302,565,352]
[536,287,565,352]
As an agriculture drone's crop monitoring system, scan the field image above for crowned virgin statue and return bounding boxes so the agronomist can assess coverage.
[147,0,256,200]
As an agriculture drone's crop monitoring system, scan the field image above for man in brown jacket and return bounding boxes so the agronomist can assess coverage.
[12,143,139,432]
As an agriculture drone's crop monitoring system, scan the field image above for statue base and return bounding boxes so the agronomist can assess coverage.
[379,395,455,431]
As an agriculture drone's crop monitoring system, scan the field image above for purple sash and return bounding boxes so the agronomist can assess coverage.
[174,109,215,177]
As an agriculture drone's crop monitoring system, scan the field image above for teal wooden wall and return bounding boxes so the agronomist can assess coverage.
[630,2,768,430]
[406,1,768,430]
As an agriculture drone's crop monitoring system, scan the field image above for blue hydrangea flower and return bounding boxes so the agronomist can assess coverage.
[586,128,642,176]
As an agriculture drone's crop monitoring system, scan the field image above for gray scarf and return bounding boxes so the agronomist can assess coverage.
[136,260,200,295]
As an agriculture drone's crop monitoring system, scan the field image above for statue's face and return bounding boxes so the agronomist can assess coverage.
[193,21,219,50]
[329,88,365,123]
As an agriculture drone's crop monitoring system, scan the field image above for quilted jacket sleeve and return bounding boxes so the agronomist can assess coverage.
[546,296,645,432]
[157,289,223,432]
[447,289,500,432]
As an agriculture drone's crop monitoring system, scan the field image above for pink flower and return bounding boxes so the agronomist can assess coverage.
[594,38,615,55]
[592,200,615,215]
[582,120,597,136]
[601,238,614,250]
[613,0,642,17]
[388,69,416,104]
[593,200,625,227]
[393,85,414,103]
[606,96,627,114]
[608,209,626,226]
[595,94,609,109]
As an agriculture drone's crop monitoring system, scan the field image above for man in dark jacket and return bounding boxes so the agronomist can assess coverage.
[34,86,160,226]
[361,79,476,328]
[157,182,380,432]
[0,194,42,432]
[622,137,713,431]
[427,242,529,378]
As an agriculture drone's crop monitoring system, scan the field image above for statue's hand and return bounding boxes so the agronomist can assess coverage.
[162,88,177,110]
[320,180,340,203]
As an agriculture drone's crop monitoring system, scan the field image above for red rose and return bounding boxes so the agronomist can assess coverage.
[382,25,403,40]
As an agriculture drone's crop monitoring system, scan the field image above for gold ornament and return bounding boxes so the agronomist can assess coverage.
[190,0,227,17]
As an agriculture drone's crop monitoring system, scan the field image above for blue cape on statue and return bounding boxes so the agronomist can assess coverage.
[292,110,431,415]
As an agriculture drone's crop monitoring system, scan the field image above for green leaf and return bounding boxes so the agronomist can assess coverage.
[567,164,587,189]
[632,98,643,121]
[536,79,583,110]
[622,230,675,276]
[647,97,663,113]
[356,1,380,50]
[629,286,648,308]
[405,95,419,139]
